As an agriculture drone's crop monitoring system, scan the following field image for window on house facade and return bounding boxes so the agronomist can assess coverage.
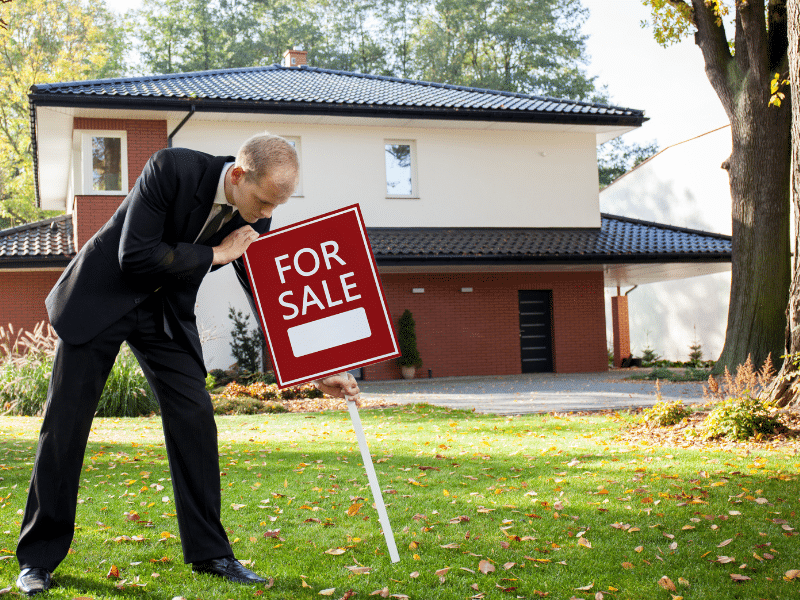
[283,136,303,196]
[385,141,417,198]
[79,131,128,194]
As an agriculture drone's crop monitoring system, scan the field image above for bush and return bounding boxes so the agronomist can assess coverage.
[702,394,779,441]
[1,340,156,417]
[398,309,422,368]
[228,306,264,373]
[96,344,157,417]
[642,399,691,427]
[211,395,287,415]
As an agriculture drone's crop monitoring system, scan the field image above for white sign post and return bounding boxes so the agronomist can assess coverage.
[346,396,400,563]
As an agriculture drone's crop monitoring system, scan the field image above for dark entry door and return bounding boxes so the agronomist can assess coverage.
[518,290,553,373]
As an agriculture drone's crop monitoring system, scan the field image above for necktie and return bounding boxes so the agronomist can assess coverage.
[196,204,233,245]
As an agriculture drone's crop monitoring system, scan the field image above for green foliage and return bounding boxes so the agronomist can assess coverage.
[228,306,264,374]
[702,394,780,441]
[204,372,217,391]
[127,0,600,101]
[597,137,659,188]
[630,367,711,382]
[642,399,690,427]
[688,340,704,367]
[0,0,125,227]
[640,345,660,366]
[1,343,156,417]
[397,309,422,368]
[211,395,287,415]
[96,344,158,418]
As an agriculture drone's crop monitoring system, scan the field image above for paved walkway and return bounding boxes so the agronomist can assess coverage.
[358,369,707,415]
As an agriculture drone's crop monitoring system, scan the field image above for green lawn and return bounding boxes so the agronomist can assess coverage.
[0,404,798,599]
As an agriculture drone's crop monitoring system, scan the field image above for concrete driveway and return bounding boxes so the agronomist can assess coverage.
[358,369,707,415]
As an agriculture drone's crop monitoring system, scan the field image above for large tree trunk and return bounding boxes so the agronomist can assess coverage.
[763,0,800,407]
[716,79,792,373]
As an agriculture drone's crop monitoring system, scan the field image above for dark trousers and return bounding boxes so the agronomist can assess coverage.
[16,297,232,572]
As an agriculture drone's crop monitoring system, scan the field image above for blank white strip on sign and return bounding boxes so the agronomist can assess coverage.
[287,307,371,357]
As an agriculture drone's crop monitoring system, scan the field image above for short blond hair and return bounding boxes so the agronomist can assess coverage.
[236,133,299,196]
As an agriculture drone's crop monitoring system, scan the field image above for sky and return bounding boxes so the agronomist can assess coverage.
[109,0,731,152]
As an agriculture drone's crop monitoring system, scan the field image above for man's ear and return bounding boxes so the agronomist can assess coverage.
[230,165,245,185]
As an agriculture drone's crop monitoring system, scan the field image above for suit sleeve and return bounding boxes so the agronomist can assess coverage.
[117,149,214,286]
[230,217,272,323]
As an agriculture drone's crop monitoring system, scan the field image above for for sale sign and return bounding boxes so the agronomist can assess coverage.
[243,204,400,388]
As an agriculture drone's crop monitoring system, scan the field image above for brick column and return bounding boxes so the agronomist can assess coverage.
[611,294,630,368]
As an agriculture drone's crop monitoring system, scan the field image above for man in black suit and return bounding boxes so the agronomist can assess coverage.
[15,134,360,595]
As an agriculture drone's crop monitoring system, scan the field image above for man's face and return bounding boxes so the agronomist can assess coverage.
[229,166,294,223]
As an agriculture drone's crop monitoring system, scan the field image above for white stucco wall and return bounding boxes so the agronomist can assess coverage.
[171,118,601,229]
[180,116,602,370]
[601,126,733,362]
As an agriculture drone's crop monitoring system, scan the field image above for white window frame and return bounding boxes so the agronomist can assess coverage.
[281,136,303,197]
[79,130,128,195]
[384,139,418,199]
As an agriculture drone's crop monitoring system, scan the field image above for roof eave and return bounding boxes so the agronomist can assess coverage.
[0,256,74,269]
[373,253,732,266]
[27,94,648,128]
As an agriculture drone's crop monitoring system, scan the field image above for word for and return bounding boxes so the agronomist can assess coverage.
[275,242,361,320]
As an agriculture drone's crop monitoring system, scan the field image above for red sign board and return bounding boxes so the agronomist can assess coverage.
[243,204,400,388]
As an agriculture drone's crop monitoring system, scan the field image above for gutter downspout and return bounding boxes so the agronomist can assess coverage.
[168,105,196,147]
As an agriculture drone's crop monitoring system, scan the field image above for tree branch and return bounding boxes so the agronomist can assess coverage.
[738,0,770,84]
[767,0,789,72]
[691,0,735,114]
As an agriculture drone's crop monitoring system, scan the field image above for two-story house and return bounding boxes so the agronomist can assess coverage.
[0,50,732,379]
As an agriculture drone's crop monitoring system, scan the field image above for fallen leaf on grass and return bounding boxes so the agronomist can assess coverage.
[107,565,121,579]
[338,591,356,600]
[621,562,634,569]
[435,567,450,577]
[730,574,751,582]
[319,589,336,596]
[784,570,800,581]
[326,548,347,555]
[658,576,676,592]
[347,503,363,517]
[717,556,735,564]
[578,537,592,549]
[440,543,460,549]
[717,538,733,548]
[575,583,593,591]
[370,587,389,597]
[345,566,371,575]
[478,560,495,574]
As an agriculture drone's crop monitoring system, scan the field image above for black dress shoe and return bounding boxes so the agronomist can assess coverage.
[192,556,266,584]
[16,568,52,596]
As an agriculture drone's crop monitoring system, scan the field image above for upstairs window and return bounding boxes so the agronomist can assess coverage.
[80,131,128,194]
[385,141,417,198]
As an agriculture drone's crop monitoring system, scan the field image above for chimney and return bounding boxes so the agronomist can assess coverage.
[283,48,308,68]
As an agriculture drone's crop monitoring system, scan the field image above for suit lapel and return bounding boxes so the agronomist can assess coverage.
[183,155,236,242]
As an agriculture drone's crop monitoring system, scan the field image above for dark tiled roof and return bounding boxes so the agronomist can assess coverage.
[367,214,731,264]
[0,215,75,267]
[30,65,645,126]
[0,213,730,269]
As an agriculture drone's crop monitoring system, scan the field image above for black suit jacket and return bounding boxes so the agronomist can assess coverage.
[46,148,270,366]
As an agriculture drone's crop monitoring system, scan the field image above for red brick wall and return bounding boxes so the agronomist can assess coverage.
[363,271,607,380]
[0,270,61,335]
[611,295,630,368]
[73,119,168,249]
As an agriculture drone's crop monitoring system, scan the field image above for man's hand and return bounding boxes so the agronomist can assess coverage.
[313,373,360,401]
[212,225,259,266]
